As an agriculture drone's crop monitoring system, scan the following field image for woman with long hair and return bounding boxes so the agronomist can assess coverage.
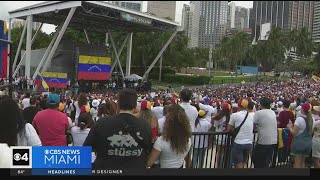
[74,93,88,121]
[0,96,41,148]
[146,104,192,168]
[137,100,158,143]
[96,100,117,121]
[287,103,314,168]
[70,112,94,146]
[212,103,231,168]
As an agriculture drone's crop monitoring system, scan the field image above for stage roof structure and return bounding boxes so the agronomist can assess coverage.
[9,1,179,32]
[8,1,181,86]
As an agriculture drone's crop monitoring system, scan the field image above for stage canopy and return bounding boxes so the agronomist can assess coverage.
[8,1,181,85]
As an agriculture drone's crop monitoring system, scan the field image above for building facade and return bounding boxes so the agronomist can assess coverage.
[109,1,143,11]
[12,19,42,31]
[182,4,191,37]
[147,1,176,21]
[313,1,320,43]
[234,6,250,30]
[250,1,314,42]
[189,1,228,48]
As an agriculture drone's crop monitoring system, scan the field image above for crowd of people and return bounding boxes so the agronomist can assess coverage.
[0,77,320,169]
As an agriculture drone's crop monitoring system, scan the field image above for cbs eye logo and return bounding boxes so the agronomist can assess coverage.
[12,149,29,166]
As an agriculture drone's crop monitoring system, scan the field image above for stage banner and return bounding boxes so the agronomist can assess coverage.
[78,55,111,81]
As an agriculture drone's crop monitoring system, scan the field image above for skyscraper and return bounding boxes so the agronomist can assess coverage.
[228,2,236,29]
[109,1,143,11]
[250,1,314,42]
[182,4,191,38]
[147,1,176,21]
[228,3,250,30]
[313,1,320,43]
[189,1,228,48]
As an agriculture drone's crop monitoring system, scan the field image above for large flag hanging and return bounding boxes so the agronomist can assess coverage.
[40,72,68,89]
[35,71,49,90]
[0,20,8,78]
[78,55,111,80]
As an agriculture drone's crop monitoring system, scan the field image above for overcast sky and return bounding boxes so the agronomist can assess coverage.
[0,1,253,34]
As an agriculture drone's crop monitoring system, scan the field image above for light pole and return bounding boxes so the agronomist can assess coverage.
[209,45,213,77]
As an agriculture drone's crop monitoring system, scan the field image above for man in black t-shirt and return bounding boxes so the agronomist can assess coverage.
[84,89,152,169]
[23,97,41,124]
[40,94,48,110]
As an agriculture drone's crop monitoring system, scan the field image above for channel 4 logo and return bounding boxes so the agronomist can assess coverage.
[10,146,32,169]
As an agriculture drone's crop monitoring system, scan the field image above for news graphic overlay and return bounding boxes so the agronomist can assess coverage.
[10,146,32,176]
[32,147,92,175]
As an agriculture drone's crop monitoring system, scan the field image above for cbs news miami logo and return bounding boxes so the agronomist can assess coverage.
[10,146,92,175]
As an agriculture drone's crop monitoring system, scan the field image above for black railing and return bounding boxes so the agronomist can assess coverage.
[186,131,293,168]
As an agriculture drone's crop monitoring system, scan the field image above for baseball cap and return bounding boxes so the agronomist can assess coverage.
[198,110,206,117]
[92,99,100,108]
[58,102,65,111]
[48,93,60,105]
[222,103,231,111]
[238,99,249,108]
[302,103,312,111]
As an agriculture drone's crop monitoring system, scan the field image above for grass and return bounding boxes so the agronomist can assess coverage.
[152,80,192,89]
[152,75,290,89]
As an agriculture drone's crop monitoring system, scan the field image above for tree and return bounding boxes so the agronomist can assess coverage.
[296,27,313,61]
[11,27,52,54]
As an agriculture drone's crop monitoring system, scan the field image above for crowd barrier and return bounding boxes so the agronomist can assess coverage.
[187,130,293,168]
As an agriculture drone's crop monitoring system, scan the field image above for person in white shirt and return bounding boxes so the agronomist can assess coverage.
[147,104,192,168]
[22,93,31,109]
[90,99,100,121]
[152,100,164,120]
[197,96,216,123]
[70,112,95,162]
[158,105,169,134]
[179,89,198,132]
[0,96,41,149]
[312,106,320,168]
[227,99,254,168]
[213,103,231,168]
[252,97,278,168]
[287,103,314,168]
[192,110,211,168]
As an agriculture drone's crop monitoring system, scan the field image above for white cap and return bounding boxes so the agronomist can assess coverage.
[92,99,100,108]
[277,101,283,106]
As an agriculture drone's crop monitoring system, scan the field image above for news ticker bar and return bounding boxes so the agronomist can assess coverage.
[4,168,320,176]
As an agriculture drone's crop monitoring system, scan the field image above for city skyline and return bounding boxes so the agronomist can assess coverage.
[0,1,253,34]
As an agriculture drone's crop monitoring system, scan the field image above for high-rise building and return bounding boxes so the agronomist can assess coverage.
[12,19,42,31]
[109,1,143,11]
[250,1,314,42]
[189,1,228,48]
[228,2,236,29]
[228,3,250,30]
[182,4,191,37]
[313,1,320,43]
[147,1,176,21]
[234,6,250,30]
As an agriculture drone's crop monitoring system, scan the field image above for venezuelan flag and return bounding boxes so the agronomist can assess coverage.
[35,71,49,90]
[0,20,8,78]
[42,72,68,89]
[78,55,111,80]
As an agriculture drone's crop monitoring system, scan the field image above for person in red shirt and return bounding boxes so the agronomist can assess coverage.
[278,100,295,128]
[33,93,70,146]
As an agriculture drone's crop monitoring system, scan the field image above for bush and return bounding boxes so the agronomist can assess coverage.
[162,74,210,85]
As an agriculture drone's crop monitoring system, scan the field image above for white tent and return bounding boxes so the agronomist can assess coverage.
[124,74,143,81]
